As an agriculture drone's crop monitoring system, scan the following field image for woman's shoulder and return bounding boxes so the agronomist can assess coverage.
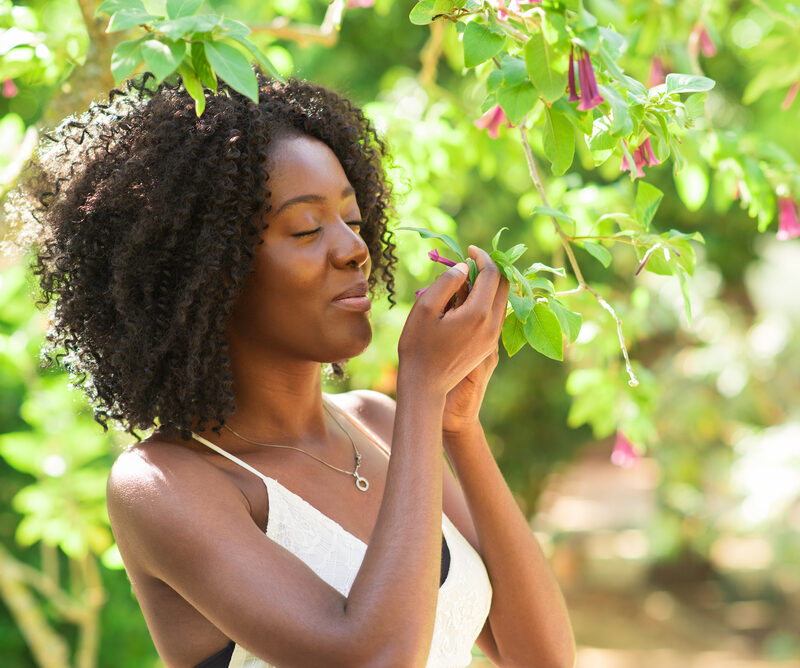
[325,389,396,450]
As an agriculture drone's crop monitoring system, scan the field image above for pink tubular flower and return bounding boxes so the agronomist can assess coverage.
[415,287,428,298]
[647,57,667,87]
[777,197,800,240]
[428,248,457,267]
[2,79,18,98]
[474,104,510,139]
[346,0,374,7]
[782,81,799,110]
[611,431,639,468]
[576,51,605,111]
[568,50,579,102]
[621,137,660,179]
[689,23,716,58]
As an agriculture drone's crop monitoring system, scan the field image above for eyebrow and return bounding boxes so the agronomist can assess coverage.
[272,186,356,218]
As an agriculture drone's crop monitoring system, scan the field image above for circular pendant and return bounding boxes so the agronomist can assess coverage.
[354,473,370,491]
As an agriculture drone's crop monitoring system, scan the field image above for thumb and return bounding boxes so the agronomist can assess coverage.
[416,262,469,314]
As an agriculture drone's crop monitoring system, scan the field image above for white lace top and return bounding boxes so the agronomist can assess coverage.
[191,412,492,668]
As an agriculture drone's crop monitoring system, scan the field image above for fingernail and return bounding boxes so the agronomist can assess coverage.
[453,262,468,274]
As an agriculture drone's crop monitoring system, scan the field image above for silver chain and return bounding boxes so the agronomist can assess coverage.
[223,403,369,492]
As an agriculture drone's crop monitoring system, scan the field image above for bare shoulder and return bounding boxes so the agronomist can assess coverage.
[107,440,249,574]
[325,389,396,449]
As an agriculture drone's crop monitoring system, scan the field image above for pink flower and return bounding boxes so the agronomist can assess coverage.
[688,23,716,58]
[488,0,537,20]
[647,57,667,87]
[346,0,374,7]
[782,81,799,110]
[576,51,604,111]
[428,248,456,267]
[777,196,800,240]
[568,50,579,102]
[611,431,639,468]
[621,137,660,179]
[474,104,511,139]
[2,79,17,98]
[415,287,428,298]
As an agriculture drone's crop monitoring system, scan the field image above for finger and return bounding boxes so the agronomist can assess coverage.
[459,245,501,311]
[415,262,469,315]
[452,281,470,309]
[489,276,511,331]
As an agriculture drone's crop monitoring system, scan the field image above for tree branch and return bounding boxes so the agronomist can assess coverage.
[249,0,347,48]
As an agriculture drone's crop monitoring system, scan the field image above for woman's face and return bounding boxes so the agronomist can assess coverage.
[228,134,373,365]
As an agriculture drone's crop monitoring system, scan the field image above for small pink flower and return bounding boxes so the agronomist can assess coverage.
[428,249,457,267]
[620,137,659,179]
[689,23,716,58]
[415,287,428,298]
[782,81,799,110]
[2,79,18,98]
[568,50,579,102]
[576,51,605,111]
[647,57,667,87]
[777,196,800,240]
[346,0,374,7]
[474,104,510,139]
[611,431,639,468]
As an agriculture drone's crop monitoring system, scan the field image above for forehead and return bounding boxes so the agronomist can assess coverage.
[266,135,352,200]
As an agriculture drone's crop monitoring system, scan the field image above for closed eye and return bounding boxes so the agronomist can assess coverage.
[292,227,322,237]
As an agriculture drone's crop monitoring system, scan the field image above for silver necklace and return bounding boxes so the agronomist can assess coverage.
[223,403,369,492]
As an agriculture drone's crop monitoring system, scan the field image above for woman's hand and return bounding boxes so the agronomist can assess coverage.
[398,245,509,402]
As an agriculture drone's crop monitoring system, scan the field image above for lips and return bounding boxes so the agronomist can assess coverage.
[332,282,371,312]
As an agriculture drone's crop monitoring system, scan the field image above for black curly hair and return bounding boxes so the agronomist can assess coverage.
[19,71,396,439]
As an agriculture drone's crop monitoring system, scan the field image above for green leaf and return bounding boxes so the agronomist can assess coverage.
[742,62,800,104]
[191,41,217,92]
[166,0,202,20]
[463,21,506,68]
[409,0,452,25]
[635,181,663,231]
[227,35,284,81]
[550,299,582,343]
[524,262,566,277]
[524,31,567,104]
[141,38,185,83]
[582,241,612,267]
[502,313,527,357]
[598,84,632,136]
[96,0,145,17]
[150,16,204,40]
[523,302,563,360]
[491,226,509,251]
[542,106,574,175]
[107,8,156,32]
[467,258,478,285]
[218,18,252,38]
[396,226,464,260]
[508,289,534,322]
[499,55,527,88]
[531,206,574,225]
[497,81,537,125]
[505,243,526,264]
[110,37,144,83]
[665,73,715,94]
[178,62,205,116]
[673,265,692,324]
[203,39,259,102]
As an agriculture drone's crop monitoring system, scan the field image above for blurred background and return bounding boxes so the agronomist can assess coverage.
[1,0,799,666]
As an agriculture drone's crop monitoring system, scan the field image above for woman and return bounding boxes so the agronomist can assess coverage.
[24,73,574,667]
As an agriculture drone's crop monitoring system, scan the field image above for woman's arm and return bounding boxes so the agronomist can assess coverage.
[443,423,576,668]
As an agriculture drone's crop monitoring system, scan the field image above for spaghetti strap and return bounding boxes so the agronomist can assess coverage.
[190,432,274,485]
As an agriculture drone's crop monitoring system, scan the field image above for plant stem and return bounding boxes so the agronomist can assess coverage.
[520,122,639,387]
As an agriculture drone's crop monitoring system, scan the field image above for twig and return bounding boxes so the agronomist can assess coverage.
[419,20,446,88]
[520,122,639,386]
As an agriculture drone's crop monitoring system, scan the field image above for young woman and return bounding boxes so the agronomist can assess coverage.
[23,73,574,667]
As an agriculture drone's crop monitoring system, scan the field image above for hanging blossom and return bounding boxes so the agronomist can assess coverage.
[620,137,660,179]
[647,57,668,87]
[777,196,800,241]
[346,0,374,7]
[568,48,604,111]
[782,81,799,111]
[611,431,639,468]
[474,104,512,139]
[488,0,539,21]
[428,249,456,267]
[2,79,17,98]
[688,22,716,58]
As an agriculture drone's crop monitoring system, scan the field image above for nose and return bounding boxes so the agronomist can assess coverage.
[330,220,370,272]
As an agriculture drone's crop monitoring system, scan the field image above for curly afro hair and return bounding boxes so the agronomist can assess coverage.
[20,72,396,439]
